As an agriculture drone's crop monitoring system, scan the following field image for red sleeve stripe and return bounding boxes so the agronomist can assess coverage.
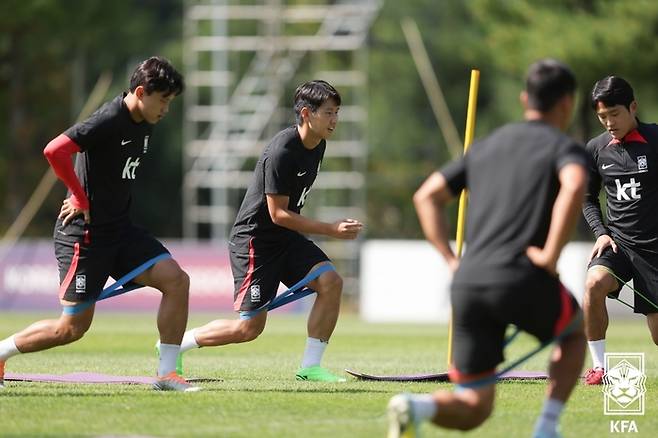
[43,134,89,210]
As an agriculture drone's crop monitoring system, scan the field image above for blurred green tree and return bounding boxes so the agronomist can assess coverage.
[366,0,658,240]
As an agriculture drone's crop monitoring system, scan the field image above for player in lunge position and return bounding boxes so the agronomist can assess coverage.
[0,57,198,392]
[163,80,363,382]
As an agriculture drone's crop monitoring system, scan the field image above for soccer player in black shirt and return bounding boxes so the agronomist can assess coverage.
[581,76,658,385]
[387,60,587,438]
[169,80,363,382]
[0,57,199,392]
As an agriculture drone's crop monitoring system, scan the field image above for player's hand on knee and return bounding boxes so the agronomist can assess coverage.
[589,234,617,261]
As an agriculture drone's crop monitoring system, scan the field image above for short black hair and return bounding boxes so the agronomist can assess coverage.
[129,56,184,97]
[525,59,577,112]
[293,80,341,125]
[590,75,635,110]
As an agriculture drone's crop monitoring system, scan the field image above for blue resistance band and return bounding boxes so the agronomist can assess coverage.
[62,253,172,315]
[457,311,583,390]
[240,264,335,319]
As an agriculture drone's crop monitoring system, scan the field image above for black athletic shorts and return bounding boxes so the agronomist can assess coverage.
[229,233,330,312]
[55,225,169,302]
[589,246,658,315]
[449,267,580,383]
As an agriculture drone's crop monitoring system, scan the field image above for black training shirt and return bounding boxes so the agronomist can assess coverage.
[583,122,658,255]
[441,120,588,285]
[55,93,153,241]
[230,126,325,246]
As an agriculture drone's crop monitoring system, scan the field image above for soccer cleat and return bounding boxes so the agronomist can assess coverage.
[583,367,605,385]
[295,365,347,382]
[153,371,201,392]
[155,341,184,375]
[0,360,5,389]
[387,393,418,438]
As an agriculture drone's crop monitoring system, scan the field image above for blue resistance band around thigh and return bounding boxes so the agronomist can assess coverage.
[239,263,336,320]
[62,253,172,315]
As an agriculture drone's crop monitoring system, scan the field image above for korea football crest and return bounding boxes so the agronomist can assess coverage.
[250,284,261,303]
[75,274,86,294]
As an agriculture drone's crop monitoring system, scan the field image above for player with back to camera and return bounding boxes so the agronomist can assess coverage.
[581,76,658,385]
[0,56,199,392]
[387,59,587,438]
[158,80,363,382]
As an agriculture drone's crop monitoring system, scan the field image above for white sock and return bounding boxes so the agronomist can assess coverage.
[587,339,605,369]
[0,335,20,361]
[180,329,200,353]
[158,343,180,377]
[409,394,438,421]
[533,398,564,437]
[301,337,327,368]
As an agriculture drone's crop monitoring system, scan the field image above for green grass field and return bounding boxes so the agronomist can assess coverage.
[0,312,656,437]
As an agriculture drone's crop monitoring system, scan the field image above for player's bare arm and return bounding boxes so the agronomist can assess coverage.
[526,163,587,274]
[413,171,459,272]
[266,193,363,239]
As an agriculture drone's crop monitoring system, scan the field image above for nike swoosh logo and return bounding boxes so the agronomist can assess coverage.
[297,171,307,177]
[121,139,132,146]
[602,164,614,169]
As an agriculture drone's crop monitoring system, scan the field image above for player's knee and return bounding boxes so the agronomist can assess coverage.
[237,320,264,342]
[319,271,343,297]
[161,268,190,297]
[585,272,614,298]
[458,399,493,430]
[173,269,190,292]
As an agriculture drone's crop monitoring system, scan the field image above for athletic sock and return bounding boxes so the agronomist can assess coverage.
[179,329,200,353]
[0,335,20,361]
[587,339,605,369]
[158,343,181,377]
[409,394,438,421]
[301,337,327,368]
[533,398,564,437]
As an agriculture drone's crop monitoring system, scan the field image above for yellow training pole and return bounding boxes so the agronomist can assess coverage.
[447,69,480,366]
